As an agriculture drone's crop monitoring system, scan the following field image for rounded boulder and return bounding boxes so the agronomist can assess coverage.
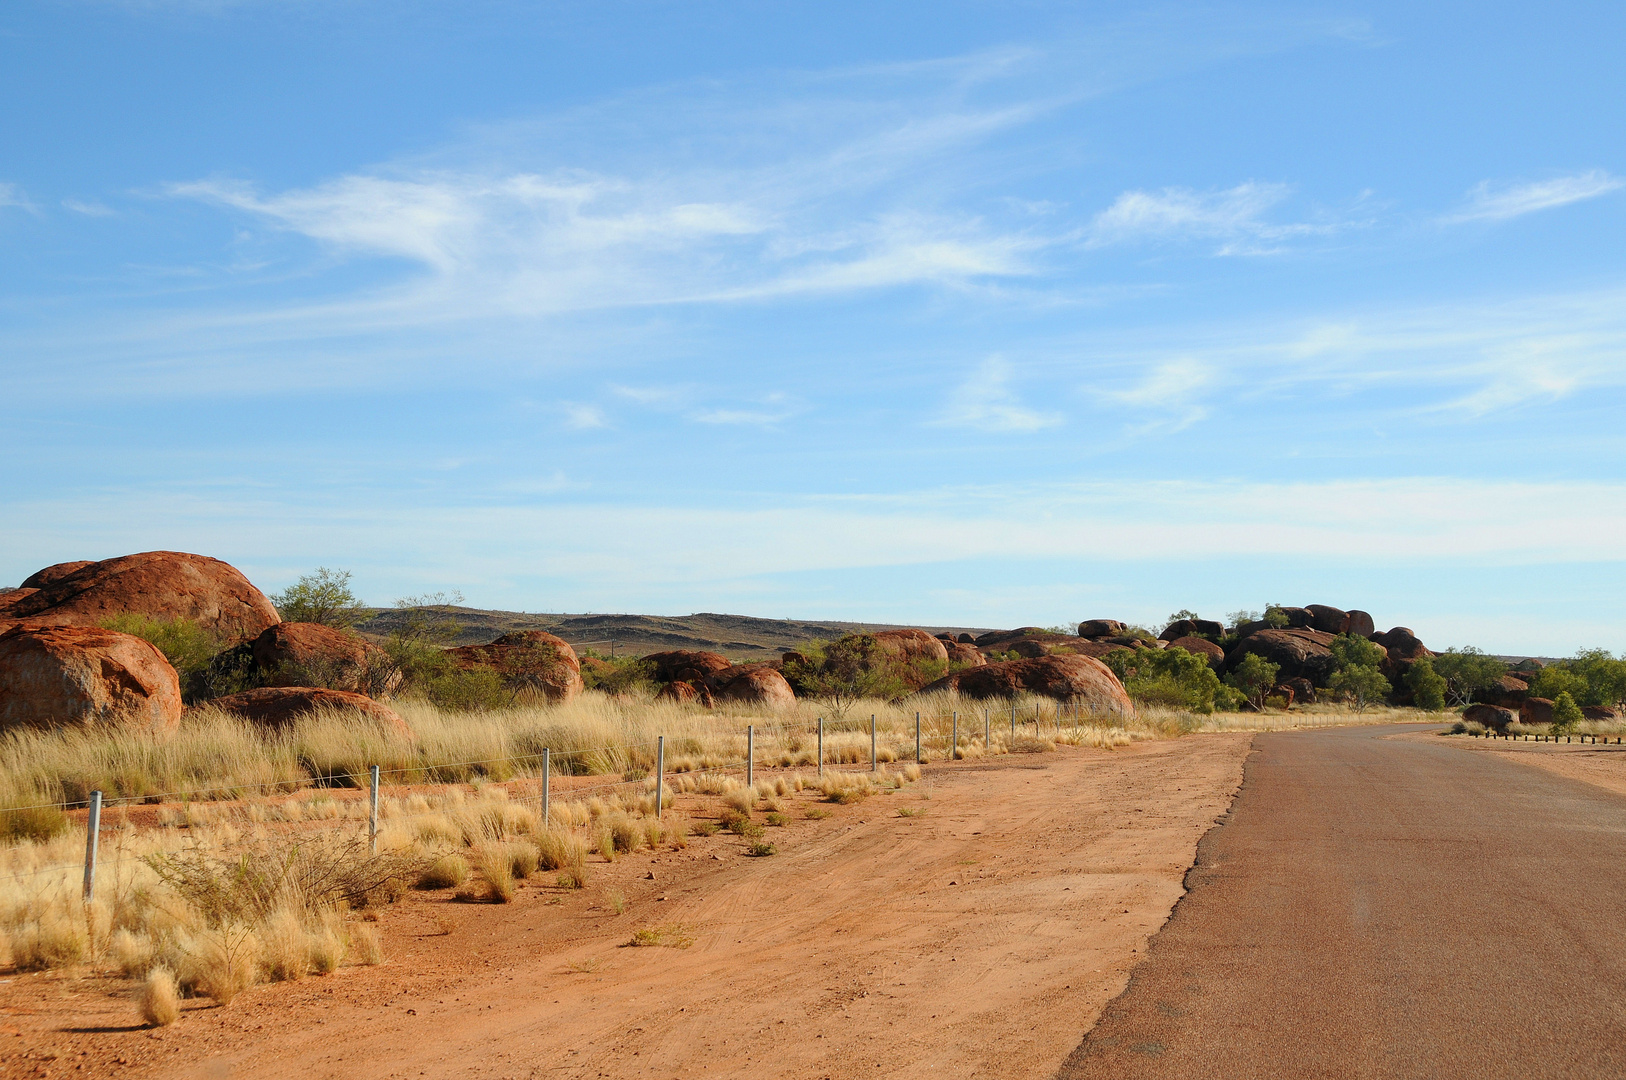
[208,686,412,736]
[448,631,583,703]
[706,664,796,710]
[0,623,181,734]
[870,629,950,664]
[917,654,1133,714]
[1167,636,1226,668]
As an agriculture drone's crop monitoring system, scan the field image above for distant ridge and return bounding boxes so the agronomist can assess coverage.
[355,607,998,660]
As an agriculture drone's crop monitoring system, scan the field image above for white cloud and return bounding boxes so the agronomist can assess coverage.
[936,356,1062,432]
[562,403,607,429]
[1098,357,1214,431]
[1443,170,1623,224]
[0,183,38,214]
[62,198,115,217]
[1087,181,1341,254]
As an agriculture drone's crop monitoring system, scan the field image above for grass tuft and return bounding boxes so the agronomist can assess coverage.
[141,967,181,1027]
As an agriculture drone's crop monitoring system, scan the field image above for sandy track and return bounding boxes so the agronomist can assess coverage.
[1059,723,1626,1079]
[0,734,1250,1080]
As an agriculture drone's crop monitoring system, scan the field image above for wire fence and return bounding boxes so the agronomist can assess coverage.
[1,699,1133,900]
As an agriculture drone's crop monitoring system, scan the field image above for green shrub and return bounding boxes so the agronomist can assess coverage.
[1225,653,1280,710]
[1405,658,1448,712]
[1552,691,1584,733]
[1430,647,1508,705]
[1104,646,1226,713]
[1529,666,1587,703]
[579,655,657,695]
[782,636,908,717]
[0,805,69,845]
[270,568,369,629]
[1330,664,1391,711]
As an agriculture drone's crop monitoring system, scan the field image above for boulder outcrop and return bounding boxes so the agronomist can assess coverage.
[1464,703,1518,731]
[656,679,715,707]
[706,664,796,709]
[0,624,182,734]
[209,687,411,736]
[871,629,950,664]
[448,631,583,703]
[1282,677,1316,704]
[945,642,986,667]
[1160,619,1224,641]
[918,654,1133,713]
[1520,698,1556,725]
[250,622,396,695]
[1583,706,1621,722]
[1,552,279,641]
[645,650,734,684]
[1076,620,1126,640]
[1482,675,1529,708]
[1226,628,1338,686]
[19,562,96,590]
[1166,636,1225,668]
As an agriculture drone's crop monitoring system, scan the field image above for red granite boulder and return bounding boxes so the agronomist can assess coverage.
[918,654,1133,713]
[448,631,583,702]
[208,686,412,736]
[0,623,182,734]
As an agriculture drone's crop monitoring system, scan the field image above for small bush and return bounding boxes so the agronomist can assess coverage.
[804,808,830,820]
[556,868,586,889]
[747,841,776,857]
[608,814,642,854]
[417,854,470,891]
[1553,691,1584,734]
[690,821,719,837]
[509,841,540,880]
[351,922,385,965]
[628,923,694,948]
[727,817,764,839]
[765,812,789,827]
[464,845,517,903]
[142,967,181,1027]
[0,805,68,845]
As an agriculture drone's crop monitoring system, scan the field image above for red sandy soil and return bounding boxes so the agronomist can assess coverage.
[0,734,1250,1080]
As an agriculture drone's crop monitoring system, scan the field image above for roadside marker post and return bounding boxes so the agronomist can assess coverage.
[82,791,101,905]
[656,736,665,819]
[747,726,755,789]
[368,765,380,855]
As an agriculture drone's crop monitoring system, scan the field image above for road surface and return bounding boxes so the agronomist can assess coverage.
[1058,723,1626,1079]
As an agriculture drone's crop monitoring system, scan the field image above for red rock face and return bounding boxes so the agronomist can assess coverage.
[0,624,182,734]
[208,686,411,736]
[1076,619,1126,639]
[945,642,986,668]
[448,631,583,703]
[918,654,1133,713]
[1225,628,1339,685]
[1465,703,1518,730]
[645,650,733,684]
[1482,675,1529,708]
[0,589,39,618]
[1583,706,1621,722]
[870,629,950,664]
[1167,636,1226,668]
[251,622,397,695]
[1,552,279,642]
[656,680,715,707]
[1304,605,1351,634]
[20,561,96,590]
[1052,640,1132,660]
[1520,697,1555,725]
[706,664,796,710]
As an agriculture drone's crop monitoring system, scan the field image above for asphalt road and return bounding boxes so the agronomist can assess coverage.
[1057,724,1626,1079]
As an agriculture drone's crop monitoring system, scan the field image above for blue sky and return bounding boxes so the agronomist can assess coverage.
[3,1,1624,654]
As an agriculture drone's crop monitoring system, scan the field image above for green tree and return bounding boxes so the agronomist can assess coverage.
[1330,633,1384,671]
[1529,665,1587,703]
[1261,604,1291,629]
[1227,609,1261,630]
[1405,657,1448,712]
[1104,645,1227,713]
[1161,610,1201,632]
[1569,649,1626,709]
[781,635,906,719]
[271,568,370,628]
[1331,664,1391,711]
[1551,691,1583,733]
[1225,653,1280,711]
[1430,647,1508,706]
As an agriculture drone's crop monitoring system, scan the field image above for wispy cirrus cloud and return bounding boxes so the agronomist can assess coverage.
[1087,181,1345,255]
[0,183,39,214]
[935,355,1061,432]
[1442,170,1623,224]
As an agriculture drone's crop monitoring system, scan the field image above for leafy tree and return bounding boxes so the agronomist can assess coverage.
[1330,633,1384,671]
[1405,657,1448,712]
[782,635,906,719]
[1331,664,1391,711]
[1103,645,1227,713]
[1227,609,1261,630]
[1225,653,1280,711]
[1551,691,1584,733]
[271,568,370,629]
[1261,604,1292,629]
[1161,610,1201,632]
[580,653,658,696]
[1569,649,1626,709]
[1430,647,1508,706]
[1529,665,1587,703]
[101,614,223,704]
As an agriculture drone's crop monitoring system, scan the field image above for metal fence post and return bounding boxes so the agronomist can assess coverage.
[915,712,921,764]
[747,725,755,789]
[870,715,877,772]
[82,790,102,905]
[656,736,665,819]
[368,765,380,855]
[542,748,551,827]
[818,718,824,778]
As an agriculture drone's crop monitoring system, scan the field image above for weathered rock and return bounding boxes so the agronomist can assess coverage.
[1370,627,1431,681]
[0,624,182,734]
[1283,677,1316,705]
[1583,706,1621,722]
[1234,620,1272,640]
[1304,605,1350,634]
[1052,641,1133,660]
[918,654,1133,713]
[1166,636,1225,668]
[645,650,734,684]
[945,642,986,668]
[1226,628,1338,685]
[19,561,96,590]
[656,680,715,708]
[1160,619,1225,641]
[1008,639,1050,659]
[250,622,396,695]
[1269,684,1296,707]
[0,588,38,618]
[1076,619,1126,640]
[706,664,796,709]
[871,629,950,664]
[1464,703,1518,731]
[0,552,279,642]
[208,687,411,736]
[956,633,975,644]
[1344,610,1376,638]
[1278,607,1314,629]
[1482,675,1529,708]
[1520,698,1555,725]
[780,651,807,668]
[1511,658,1546,673]
[448,631,583,702]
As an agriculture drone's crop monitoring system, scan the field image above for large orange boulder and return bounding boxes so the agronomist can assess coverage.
[645,650,733,684]
[946,642,986,667]
[448,631,583,703]
[918,654,1133,713]
[1076,619,1126,639]
[656,680,715,708]
[1226,628,1338,685]
[208,687,412,736]
[706,664,796,709]
[1465,703,1518,731]
[0,589,39,618]
[871,629,950,664]
[251,622,396,695]
[1167,635,1225,668]
[1520,698,1555,726]
[0,624,181,734]
[1,552,279,642]
[20,561,96,590]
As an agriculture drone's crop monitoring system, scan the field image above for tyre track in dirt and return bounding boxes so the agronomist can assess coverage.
[1058,723,1626,1079]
